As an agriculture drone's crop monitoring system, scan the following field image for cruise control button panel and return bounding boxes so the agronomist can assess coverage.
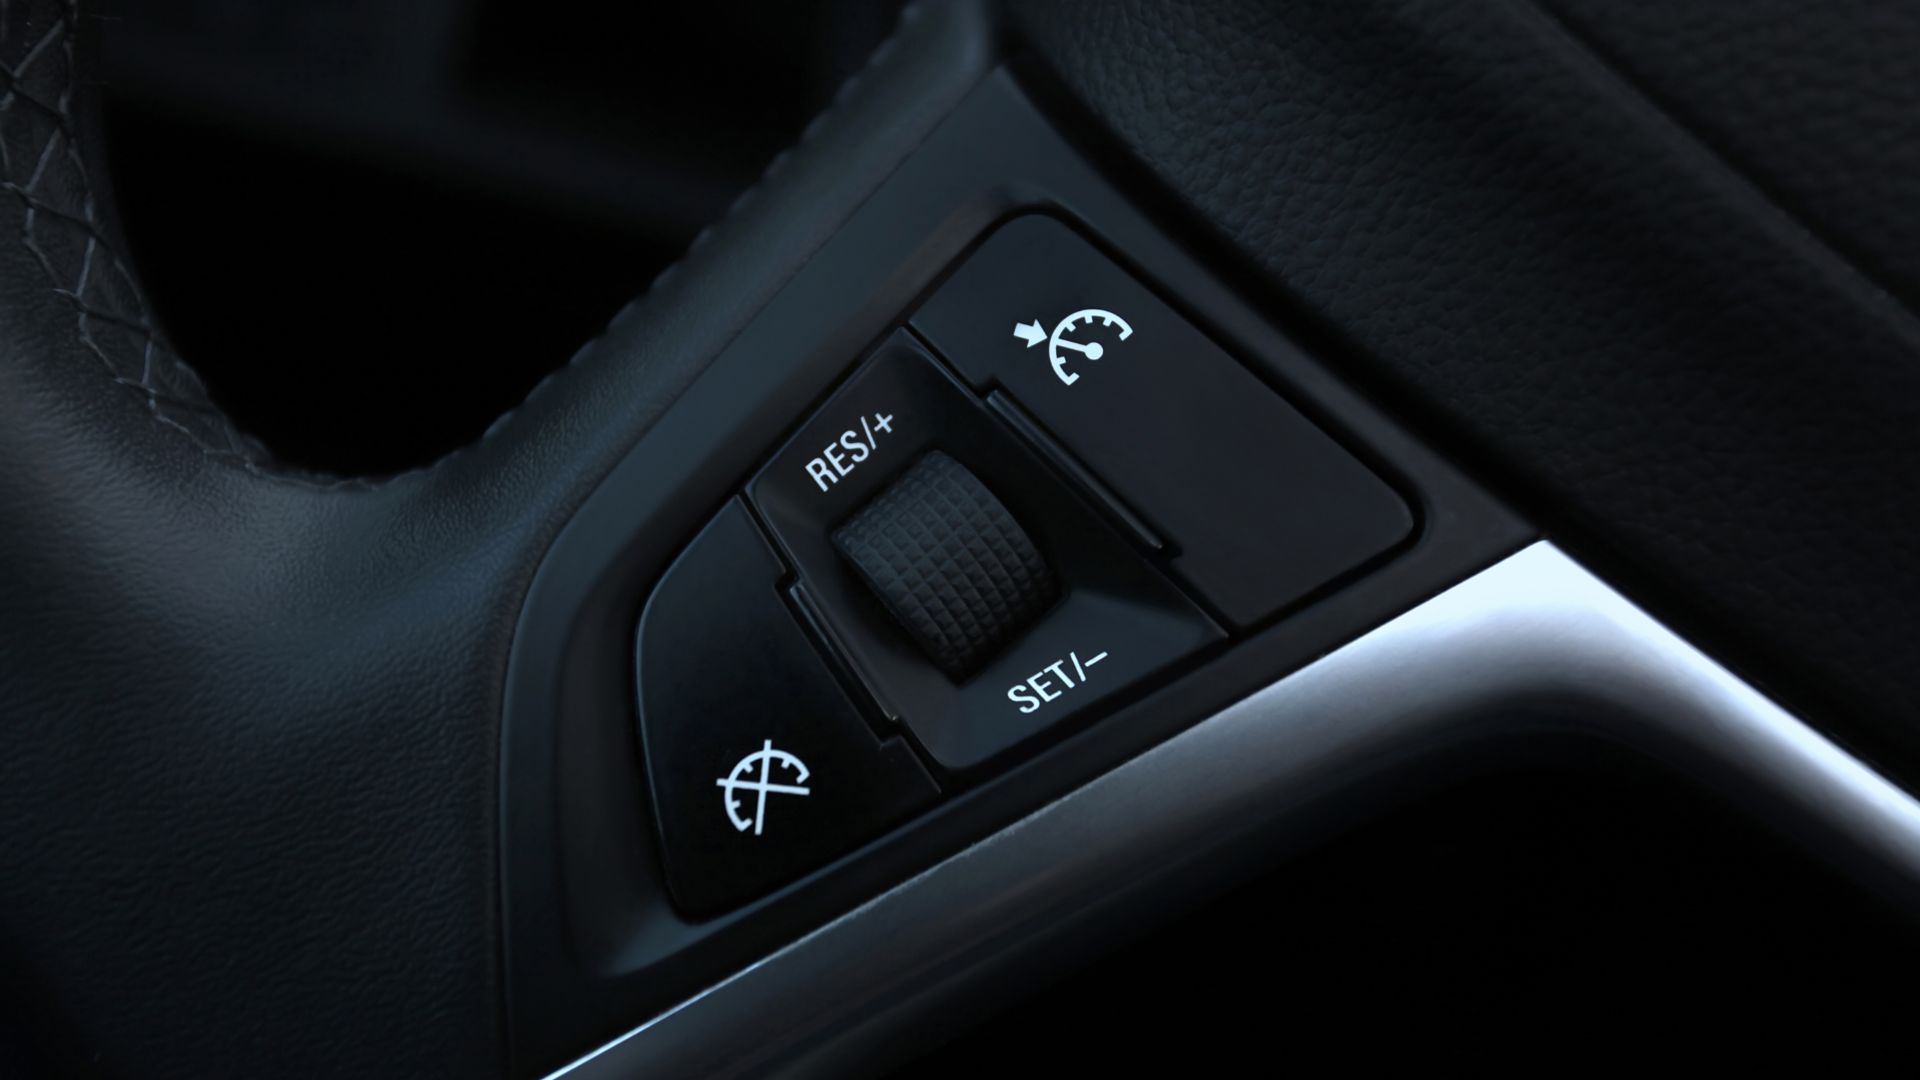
[635,500,938,915]
[912,215,1415,627]
[504,73,1522,1060]
[633,222,1428,914]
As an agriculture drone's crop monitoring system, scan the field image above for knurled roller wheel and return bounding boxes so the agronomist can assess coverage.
[832,451,1058,677]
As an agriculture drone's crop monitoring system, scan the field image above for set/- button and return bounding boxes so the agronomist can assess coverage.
[1007,648,1110,716]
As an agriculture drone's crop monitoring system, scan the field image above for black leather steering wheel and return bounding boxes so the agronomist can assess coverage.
[8,0,1920,1076]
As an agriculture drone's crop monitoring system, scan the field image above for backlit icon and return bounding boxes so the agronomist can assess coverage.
[1013,308,1135,386]
[716,739,811,836]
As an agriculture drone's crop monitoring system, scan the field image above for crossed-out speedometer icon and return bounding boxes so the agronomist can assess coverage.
[716,739,812,836]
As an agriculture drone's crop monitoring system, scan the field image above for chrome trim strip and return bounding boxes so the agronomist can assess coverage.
[545,542,1920,1077]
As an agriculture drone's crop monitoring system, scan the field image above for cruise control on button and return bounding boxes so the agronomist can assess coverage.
[911,215,1414,628]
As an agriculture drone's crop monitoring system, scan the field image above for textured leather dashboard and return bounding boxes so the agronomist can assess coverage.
[1543,0,1920,311]
[1010,0,1920,777]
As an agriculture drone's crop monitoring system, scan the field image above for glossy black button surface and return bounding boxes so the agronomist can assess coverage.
[911,215,1414,627]
[636,499,938,915]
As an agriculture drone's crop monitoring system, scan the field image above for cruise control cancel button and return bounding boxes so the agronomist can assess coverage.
[635,500,938,915]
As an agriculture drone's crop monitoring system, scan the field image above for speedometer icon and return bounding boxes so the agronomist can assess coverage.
[1012,308,1135,386]
[1048,308,1133,385]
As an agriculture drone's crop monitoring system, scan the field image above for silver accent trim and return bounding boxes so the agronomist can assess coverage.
[546,542,1920,1077]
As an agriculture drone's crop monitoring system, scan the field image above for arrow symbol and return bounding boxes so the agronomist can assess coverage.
[1012,320,1047,348]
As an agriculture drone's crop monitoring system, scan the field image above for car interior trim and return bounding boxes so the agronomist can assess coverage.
[541,539,1920,1078]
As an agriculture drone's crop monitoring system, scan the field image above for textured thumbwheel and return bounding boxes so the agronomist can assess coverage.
[832,451,1058,678]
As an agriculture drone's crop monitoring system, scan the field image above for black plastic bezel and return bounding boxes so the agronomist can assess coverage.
[498,67,1531,1076]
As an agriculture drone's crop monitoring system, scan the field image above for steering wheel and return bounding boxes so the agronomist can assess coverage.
[7,0,1920,1075]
